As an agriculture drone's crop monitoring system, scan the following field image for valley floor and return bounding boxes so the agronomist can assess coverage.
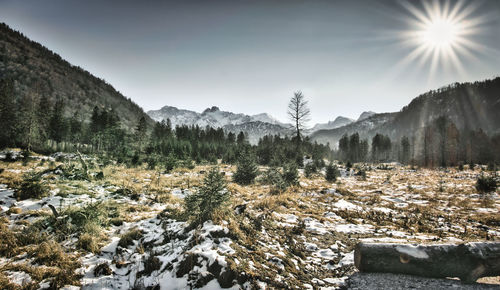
[0,151,499,289]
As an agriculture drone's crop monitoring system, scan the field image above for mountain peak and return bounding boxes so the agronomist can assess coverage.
[332,116,354,124]
[147,105,292,144]
[311,116,354,132]
[357,111,376,121]
[202,106,220,114]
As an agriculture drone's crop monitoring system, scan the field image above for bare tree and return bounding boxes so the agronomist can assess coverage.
[287,91,310,143]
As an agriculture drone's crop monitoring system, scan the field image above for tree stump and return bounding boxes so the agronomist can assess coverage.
[354,242,500,283]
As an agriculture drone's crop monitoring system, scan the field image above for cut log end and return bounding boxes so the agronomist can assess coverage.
[354,243,362,270]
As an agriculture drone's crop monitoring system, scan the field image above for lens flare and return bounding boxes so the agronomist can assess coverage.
[422,18,458,49]
[397,0,489,78]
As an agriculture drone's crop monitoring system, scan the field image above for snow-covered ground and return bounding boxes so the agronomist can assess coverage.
[0,156,499,289]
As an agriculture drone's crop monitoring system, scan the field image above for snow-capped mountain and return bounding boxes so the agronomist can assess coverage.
[147,105,292,144]
[311,113,396,148]
[311,77,500,148]
[357,111,376,121]
[311,116,354,132]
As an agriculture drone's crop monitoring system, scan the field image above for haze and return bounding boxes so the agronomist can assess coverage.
[1,0,499,124]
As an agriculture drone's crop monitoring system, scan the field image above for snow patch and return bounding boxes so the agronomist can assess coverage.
[396,245,429,259]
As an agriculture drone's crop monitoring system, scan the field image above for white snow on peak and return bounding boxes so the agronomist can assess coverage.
[147,105,292,144]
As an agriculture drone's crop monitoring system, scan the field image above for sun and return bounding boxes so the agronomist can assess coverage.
[422,18,458,49]
[398,0,487,77]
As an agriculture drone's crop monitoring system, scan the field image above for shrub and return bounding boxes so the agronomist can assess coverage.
[313,158,326,170]
[15,172,49,200]
[356,169,367,180]
[438,180,445,192]
[57,163,88,180]
[261,167,287,194]
[77,233,100,253]
[184,167,229,224]
[282,162,299,187]
[94,262,112,276]
[4,151,15,162]
[142,255,161,276]
[304,162,317,178]
[67,202,109,229]
[164,154,177,173]
[41,201,115,246]
[146,154,159,170]
[259,164,298,194]
[131,152,141,166]
[118,228,144,248]
[21,150,30,166]
[325,163,339,182]
[177,158,195,170]
[233,151,258,185]
[95,171,104,180]
[475,174,497,193]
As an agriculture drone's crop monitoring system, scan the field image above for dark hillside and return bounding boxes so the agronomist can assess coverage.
[311,77,500,148]
[0,22,152,129]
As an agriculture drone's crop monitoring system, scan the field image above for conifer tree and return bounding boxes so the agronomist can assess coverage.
[233,150,258,185]
[37,93,51,143]
[236,131,246,145]
[0,78,17,148]
[19,94,41,151]
[282,162,299,187]
[49,98,66,143]
[400,136,410,164]
[135,116,148,152]
[325,162,339,182]
[185,167,229,224]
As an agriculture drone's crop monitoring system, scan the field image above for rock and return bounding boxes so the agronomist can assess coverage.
[217,269,237,288]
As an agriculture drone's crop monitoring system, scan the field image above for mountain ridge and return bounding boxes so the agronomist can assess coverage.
[147,105,292,144]
[357,111,376,121]
[311,78,500,148]
[311,116,355,132]
[0,22,152,130]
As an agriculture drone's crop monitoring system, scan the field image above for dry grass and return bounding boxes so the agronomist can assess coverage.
[6,207,21,215]
[0,167,23,189]
[118,228,144,248]
[0,218,19,258]
[253,191,300,212]
[77,233,102,253]
[1,155,498,288]
[0,239,84,288]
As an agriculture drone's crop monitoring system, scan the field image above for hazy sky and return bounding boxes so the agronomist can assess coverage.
[1,0,499,124]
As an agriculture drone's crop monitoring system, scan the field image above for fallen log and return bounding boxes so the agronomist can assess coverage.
[354,242,500,283]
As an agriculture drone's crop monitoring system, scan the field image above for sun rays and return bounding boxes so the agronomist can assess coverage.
[398,0,488,78]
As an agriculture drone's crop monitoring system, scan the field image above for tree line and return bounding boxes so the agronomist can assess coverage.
[335,116,500,167]
[0,78,332,169]
[2,76,497,168]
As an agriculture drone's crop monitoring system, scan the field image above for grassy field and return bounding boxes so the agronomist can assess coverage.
[0,151,498,289]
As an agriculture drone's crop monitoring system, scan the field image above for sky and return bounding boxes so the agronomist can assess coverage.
[0,0,499,124]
